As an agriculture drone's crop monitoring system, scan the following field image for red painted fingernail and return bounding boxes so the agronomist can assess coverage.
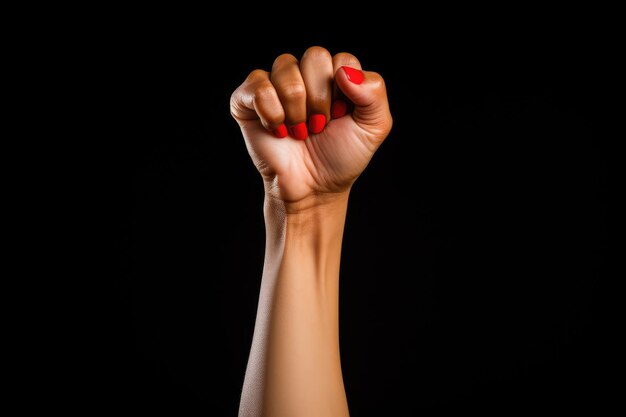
[273,123,287,138]
[331,99,347,119]
[289,122,308,140]
[308,114,326,134]
[341,66,364,84]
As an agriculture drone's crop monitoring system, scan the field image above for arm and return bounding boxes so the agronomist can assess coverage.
[241,194,350,416]
[230,47,392,417]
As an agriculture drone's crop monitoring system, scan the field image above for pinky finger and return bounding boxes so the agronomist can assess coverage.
[253,80,287,137]
[230,70,287,137]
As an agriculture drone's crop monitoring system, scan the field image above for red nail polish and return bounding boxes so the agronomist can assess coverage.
[273,123,288,138]
[308,114,326,134]
[341,66,364,84]
[289,122,308,140]
[331,100,347,119]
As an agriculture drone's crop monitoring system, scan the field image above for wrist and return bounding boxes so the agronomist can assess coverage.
[263,191,349,254]
[265,187,350,216]
[262,192,348,283]
[264,191,350,217]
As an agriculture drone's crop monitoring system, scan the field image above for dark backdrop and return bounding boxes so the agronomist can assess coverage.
[111,29,607,415]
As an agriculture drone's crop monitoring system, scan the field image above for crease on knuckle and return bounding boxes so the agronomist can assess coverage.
[254,85,275,101]
[333,53,360,68]
[229,96,239,118]
[281,83,306,101]
[229,89,246,119]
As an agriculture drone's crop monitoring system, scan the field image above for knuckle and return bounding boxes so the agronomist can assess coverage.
[333,52,360,67]
[229,87,243,113]
[281,83,306,101]
[253,84,276,101]
[229,94,238,118]
[368,71,386,91]
[273,53,297,68]
[229,90,238,109]
[302,46,331,60]
[247,69,268,81]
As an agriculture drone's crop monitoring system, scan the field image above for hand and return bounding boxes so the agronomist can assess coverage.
[230,47,392,208]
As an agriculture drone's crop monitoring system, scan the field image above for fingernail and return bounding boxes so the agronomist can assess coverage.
[341,66,364,84]
[331,99,347,119]
[289,122,308,140]
[273,123,288,138]
[308,114,326,134]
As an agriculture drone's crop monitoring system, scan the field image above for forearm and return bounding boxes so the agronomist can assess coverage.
[239,192,350,417]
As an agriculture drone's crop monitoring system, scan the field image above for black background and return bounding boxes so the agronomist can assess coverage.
[111,26,607,415]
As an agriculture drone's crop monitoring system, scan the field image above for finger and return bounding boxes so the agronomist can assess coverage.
[331,53,362,119]
[335,66,393,140]
[230,69,287,137]
[271,54,308,140]
[300,46,333,134]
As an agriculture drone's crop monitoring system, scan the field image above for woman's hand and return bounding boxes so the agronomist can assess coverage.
[232,47,391,417]
[230,47,392,209]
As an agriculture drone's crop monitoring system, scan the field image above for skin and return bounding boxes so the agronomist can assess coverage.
[231,46,392,417]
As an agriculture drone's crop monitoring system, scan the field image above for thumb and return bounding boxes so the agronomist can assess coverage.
[335,66,392,139]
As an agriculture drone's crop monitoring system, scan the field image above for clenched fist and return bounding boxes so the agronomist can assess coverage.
[230,46,392,208]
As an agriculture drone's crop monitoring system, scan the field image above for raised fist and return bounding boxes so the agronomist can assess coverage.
[230,46,392,207]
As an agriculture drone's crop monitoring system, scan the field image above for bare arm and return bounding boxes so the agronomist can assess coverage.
[240,194,349,416]
[231,47,392,417]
